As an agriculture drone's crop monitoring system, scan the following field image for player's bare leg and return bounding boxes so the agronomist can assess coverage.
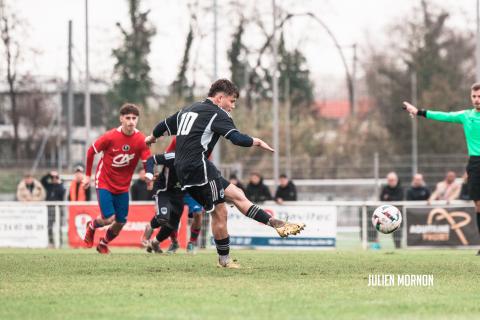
[141,224,154,247]
[224,184,305,237]
[187,211,203,253]
[84,215,115,248]
[211,203,240,269]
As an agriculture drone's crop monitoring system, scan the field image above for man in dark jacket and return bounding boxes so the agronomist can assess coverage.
[131,168,154,201]
[378,171,404,249]
[40,171,66,246]
[41,171,66,201]
[246,172,272,203]
[406,173,430,201]
[275,174,297,204]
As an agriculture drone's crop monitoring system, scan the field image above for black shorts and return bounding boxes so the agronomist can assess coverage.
[186,177,230,213]
[467,156,480,200]
[152,191,184,228]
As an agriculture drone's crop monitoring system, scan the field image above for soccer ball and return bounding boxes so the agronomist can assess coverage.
[372,205,402,234]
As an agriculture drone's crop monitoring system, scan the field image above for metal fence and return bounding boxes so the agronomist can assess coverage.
[0,200,476,250]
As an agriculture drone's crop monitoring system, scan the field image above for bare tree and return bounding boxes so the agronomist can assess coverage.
[0,2,22,159]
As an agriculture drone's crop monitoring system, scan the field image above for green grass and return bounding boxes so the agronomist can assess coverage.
[1,249,480,320]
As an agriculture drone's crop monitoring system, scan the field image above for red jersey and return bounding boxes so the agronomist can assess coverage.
[87,127,151,194]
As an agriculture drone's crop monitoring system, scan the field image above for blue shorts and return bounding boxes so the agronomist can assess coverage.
[183,193,203,218]
[97,189,129,223]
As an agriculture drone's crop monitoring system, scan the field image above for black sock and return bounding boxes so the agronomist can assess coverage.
[246,205,271,225]
[156,226,174,242]
[214,237,230,256]
[477,213,480,233]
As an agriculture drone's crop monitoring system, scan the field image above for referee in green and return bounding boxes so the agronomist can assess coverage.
[403,83,480,254]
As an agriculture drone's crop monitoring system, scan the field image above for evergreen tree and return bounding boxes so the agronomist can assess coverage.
[107,0,156,125]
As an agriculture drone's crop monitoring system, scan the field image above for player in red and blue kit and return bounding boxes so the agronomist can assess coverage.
[82,104,151,254]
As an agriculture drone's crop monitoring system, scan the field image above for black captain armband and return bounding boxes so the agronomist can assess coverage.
[227,131,254,147]
[417,109,427,117]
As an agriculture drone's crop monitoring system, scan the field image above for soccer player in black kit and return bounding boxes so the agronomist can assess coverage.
[146,79,305,268]
[141,151,184,253]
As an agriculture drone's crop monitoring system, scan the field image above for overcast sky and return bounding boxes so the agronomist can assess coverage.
[6,0,476,98]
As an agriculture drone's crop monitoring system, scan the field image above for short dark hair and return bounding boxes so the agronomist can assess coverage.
[280,174,288,179]
[207,79,239,98]
[119,103,140,116]
[471,83,480,91]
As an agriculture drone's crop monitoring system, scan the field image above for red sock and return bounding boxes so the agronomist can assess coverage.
[105,228,119,244]
[170,230,178,242]
[190,228,201,244]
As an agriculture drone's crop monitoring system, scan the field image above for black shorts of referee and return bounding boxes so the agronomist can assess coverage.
[467,156,480,201]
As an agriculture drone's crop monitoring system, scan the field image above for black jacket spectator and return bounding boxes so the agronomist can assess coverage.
[406,186,430,201]
[131,179,154,201]
[41,172,65,201]
[380,184,404,201]
[246,173,272,203]
[275,180,297,202]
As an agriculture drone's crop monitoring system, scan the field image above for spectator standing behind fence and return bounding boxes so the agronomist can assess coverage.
[246,172,272,203]
[41,171,66,247]
[16,173,46,201]
[406,173,430,201]
[275,174,297,204]
[131,168,154,201]
[374,172,404,249]
[41,171,66,201]
[428,171,461,204]
[69,166,91,201]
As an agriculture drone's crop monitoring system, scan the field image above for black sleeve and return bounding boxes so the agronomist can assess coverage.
[152,112,179,138]
[263,185,272,200]
[417,109,427,117]
[146,157,156,175]
[227,131,253,147]
[291,184,297,200]
[86,187,91,201]
[147,153,175,174]
[274,187,281,200]
[211,111,238,137]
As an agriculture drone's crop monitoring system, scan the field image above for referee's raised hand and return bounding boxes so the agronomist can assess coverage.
[252,137,275,153]
[403,101,418,118]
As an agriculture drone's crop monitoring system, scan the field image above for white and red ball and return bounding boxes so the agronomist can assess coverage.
[372,205,402,234]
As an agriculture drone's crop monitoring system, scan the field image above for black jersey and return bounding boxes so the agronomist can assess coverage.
[156,99,238,187]
[146,152,183,194]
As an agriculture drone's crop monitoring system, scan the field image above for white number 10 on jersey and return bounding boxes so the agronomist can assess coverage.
[178,112,198,135]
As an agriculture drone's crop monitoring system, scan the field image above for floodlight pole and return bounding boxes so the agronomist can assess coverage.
[212,0,221,167]
[477,0,480,81]
[67,20,73,171]
[272,0,280,188]
[411,71,418,177]
[84,0,91,150]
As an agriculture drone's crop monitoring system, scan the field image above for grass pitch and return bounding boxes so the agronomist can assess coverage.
[0,248,479,320]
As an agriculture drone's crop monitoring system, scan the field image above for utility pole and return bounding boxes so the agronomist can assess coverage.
[212,0,221,166]
[67,20,73,171]
[84,0,91,149]
[411,71,418,176]
[477,0,480,81]
[272,0,280,187]
[285,77,291,178]
[352,43,357,116]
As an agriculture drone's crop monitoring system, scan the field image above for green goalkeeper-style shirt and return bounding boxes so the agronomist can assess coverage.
[426,109,480,156]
